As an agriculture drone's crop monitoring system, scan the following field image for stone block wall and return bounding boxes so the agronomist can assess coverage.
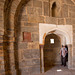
[0,0,75,75]
[18,1,41,74]
[16,0,75,73]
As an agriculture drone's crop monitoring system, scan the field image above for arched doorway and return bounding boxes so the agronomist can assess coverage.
[44,34,61,72]
[39,23,73,73]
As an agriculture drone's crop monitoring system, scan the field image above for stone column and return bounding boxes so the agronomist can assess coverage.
[40,44,44,73]
[68,44,73,69]
[0,35,5,75]
[3,34,16,75]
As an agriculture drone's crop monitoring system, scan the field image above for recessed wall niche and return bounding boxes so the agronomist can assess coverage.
[52,2,57,17]
[50,0,61,17]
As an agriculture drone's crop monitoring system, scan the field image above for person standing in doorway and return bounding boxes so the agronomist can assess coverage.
[60,45,67,66]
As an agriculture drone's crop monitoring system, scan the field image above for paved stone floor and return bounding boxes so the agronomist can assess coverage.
[36,65,75,75]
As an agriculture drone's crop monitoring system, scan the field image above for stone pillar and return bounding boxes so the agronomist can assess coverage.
[0,35,5,75]
[3,34,16,75]
[40,44,44,73]
[68,44,73,69]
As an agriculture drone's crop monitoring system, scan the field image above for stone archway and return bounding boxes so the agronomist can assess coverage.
[3,0,41,75]
[39,23,73,73]
[3,0,30,74]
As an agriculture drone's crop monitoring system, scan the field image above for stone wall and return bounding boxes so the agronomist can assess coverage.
[0,0,75,75]
[15,0,75,73]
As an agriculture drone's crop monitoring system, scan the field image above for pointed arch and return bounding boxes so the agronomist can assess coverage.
[46,28,71,45]
[39,23,72,45]
[3,0,30,74]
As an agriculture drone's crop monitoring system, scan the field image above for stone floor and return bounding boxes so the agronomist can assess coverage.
[35,65,75,75]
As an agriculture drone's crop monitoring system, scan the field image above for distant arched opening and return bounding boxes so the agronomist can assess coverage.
[52,2,57,17]
[39,23,73,73]
[44,34,61,72]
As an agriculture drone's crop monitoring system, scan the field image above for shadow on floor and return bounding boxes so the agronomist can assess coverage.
[44,65,56,72]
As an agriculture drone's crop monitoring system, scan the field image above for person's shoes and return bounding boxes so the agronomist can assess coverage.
[61,64,63,66]
[64,65,66,67]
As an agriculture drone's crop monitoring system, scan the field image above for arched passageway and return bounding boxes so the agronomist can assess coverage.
[43,30,69,72]
[44,34,61,72]
[39,23,72,73]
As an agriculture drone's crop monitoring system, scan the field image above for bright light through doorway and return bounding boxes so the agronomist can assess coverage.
[50,39,54,44]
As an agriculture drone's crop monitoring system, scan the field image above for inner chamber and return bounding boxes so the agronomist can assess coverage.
[44,34,61,72]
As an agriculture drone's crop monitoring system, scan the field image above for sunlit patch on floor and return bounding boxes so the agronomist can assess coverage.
[57,69,62,72]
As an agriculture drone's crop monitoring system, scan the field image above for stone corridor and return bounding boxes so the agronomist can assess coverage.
[35,65,75,75]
